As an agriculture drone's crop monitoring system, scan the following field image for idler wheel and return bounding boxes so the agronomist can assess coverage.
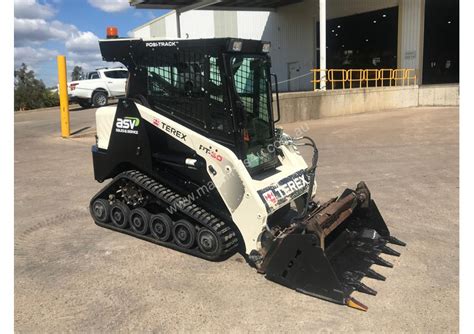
[129,208,150,235]
[150,213,173,241]
[172,219,196,249]
[110,201,130,229]
[90,198,110,223]
[197,228,221,257]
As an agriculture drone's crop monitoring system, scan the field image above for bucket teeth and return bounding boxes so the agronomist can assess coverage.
[343,272,377,296]
[371,255,393,268]
[386,235,406,247]
[366,268,386,281]
[346,297,368,311]
[355,282,377,296]
[380,245,401,257]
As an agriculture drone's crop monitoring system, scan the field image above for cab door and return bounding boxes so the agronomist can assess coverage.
[103,70,128,97]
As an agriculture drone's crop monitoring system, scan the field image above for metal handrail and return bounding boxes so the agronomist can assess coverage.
[311,69,328,90]
[311,68,417,91]
[392,69,406,86]
[364,69,379,88]
[379,69,393,87]
[406,69,417,85]
[327,69,346,90]
[347,69,365,89]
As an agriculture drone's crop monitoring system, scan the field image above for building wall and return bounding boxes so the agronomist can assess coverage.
[132,0,431,91]
[261,1,316,91]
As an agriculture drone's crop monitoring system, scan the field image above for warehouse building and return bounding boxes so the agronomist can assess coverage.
[131,0,459,92]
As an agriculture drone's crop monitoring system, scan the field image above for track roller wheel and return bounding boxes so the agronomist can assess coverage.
[150,213,172,241]
[110,201,130,229]
[197,228,222,258]
[90,198,110,224]
[172,219,196,249]
[129,208,150,235]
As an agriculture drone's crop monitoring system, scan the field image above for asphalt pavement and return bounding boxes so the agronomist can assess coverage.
[14,105,458,332]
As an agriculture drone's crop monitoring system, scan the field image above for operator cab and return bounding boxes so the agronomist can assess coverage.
[99,37,280,175]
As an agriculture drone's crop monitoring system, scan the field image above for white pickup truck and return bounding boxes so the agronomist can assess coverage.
[68,67,128,108]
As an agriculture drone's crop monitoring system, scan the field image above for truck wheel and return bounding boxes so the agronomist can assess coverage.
[92,91,108,107]
[78,100,92,109]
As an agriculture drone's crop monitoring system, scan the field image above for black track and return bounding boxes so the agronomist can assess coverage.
[90,170,239,261]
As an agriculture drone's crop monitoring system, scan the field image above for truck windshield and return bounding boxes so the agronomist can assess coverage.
[230,56,276,172]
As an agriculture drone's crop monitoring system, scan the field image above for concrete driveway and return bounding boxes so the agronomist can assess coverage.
[14,105,458,332]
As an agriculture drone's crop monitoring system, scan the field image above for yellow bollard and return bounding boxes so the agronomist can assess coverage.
[57,55,70,138]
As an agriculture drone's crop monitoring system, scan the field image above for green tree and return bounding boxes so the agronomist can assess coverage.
[14,63,59,111]
[71,66,84,81]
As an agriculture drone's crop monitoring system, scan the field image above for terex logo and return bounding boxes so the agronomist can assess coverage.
[145,41,178,48]
[259,171,310,212]
[152,118,187,141]
[115,117,140,134]
[274,175,309,198]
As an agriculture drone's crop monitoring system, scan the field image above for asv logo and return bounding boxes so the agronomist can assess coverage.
[116,117,140,134]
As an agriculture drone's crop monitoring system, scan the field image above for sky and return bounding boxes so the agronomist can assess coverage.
[14,0,169,87]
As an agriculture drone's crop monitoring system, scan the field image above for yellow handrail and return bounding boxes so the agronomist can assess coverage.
[406,69,417,85]
[364,69,379,88]
[310,69,328,91]
[379,69,393,87]
[311,68,417,91]
[328,69,346,90]
[347,69,365,89]
[392,69,406,86]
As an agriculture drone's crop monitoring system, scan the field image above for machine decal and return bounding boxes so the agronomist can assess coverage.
[258,170,309,213]
[199,144,224,162]
[152,118,187,141]
[145,41,178,47]
[115,117,140,134]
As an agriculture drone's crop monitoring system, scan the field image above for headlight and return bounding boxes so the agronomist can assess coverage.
[262,42,271,53]
[232,40,243,52]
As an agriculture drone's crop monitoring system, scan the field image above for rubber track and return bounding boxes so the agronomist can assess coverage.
[91,170,239,261]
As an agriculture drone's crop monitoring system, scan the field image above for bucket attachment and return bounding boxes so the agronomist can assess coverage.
[260,182,405,311]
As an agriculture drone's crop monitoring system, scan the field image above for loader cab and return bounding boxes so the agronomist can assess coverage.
[99,38,280,175]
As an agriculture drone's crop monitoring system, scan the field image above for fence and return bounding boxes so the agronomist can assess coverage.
[311,68,417,91]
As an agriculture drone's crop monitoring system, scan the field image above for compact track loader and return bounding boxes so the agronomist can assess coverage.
[90,34,405,311]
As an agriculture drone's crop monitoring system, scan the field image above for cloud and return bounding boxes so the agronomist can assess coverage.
[14,0,56,19]
[88,0,130,12]
[14,46,58,68]
[14,18,79,46]
[65,32,112,72]
[65,31,100,54]
[13,0,123,85]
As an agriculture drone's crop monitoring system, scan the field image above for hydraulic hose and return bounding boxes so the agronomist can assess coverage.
[291,136,319,223]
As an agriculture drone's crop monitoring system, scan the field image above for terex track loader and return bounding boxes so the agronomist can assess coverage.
[89,34,405,311]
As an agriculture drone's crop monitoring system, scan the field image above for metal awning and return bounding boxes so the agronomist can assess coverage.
[130,0,304,11]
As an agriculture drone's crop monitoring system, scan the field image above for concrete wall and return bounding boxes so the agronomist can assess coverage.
[275,84,459,124]
[418,84,459,106]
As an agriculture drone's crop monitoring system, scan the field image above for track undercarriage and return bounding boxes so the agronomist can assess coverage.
[90,170,239,261]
